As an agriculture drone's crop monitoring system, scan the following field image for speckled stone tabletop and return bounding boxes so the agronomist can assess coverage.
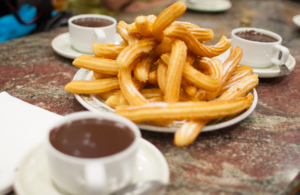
[1,0,300,194]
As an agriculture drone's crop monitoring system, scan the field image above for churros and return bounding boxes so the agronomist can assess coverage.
[73,55,119,75]
[65,77,119,94]
[116,37,157,68]
[153,1,186,42]
[92,43,126,59]
[164,40,187,102]
[116,94,254,122]
[164,24,231,57]
[65,2,259,147]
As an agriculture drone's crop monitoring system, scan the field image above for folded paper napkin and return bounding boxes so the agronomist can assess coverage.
[0,92,63,195]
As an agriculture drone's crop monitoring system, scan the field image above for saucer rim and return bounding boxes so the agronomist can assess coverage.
[183,0,232,12]
[51,32,122,59]
[14,139,169,195]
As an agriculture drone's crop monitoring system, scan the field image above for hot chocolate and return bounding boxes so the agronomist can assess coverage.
[49,119,134,158]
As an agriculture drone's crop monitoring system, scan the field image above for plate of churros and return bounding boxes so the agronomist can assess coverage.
[65,2,259,147]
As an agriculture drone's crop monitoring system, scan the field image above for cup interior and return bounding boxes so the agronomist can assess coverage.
[46,112,141,163]
[68,14,116,29]
[231,28,282,44]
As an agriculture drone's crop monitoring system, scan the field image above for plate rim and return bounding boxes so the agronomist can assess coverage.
[73,68,258,133]
[14,139,170,195]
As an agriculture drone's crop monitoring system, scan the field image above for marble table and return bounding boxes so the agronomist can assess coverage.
[1,0,300,194]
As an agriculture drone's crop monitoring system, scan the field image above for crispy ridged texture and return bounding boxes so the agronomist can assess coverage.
[93,71,113,80]
[157,60,168,93]
[119,67,148,106]
[181,79,197,97]
[128,35,140,46]
[117,38,157,68]
[73,55,118,75]
[174,120,208,147]
[117,21,129,42]
[218,74,259,101]
[116,94,254,122]
[127,15,156,36]
[97,90,121,100]
[161,54,223,91]
[153,2,186,42]
[148,69,158,85]
[164,40,187,103]
[175,74,258,147]
[105,88,163,108]
[164,25,231,57]
[222,47,243,86]
[152,37,173,57]
[174,74,258,147]
[135,15,152,37]
[65,77,120,94]
[218,66,253,96]
[134,55,155,82]
[92,43,126,59]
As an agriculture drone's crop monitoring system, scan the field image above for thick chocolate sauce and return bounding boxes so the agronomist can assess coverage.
[235,30,278,43]
[72,18,113,27]
[49,119,134,158]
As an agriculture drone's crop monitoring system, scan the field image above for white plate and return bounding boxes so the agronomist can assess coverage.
[51,32,123,59]
[293,14,300,28]
[217,48,296,78]
[181,0,232,12]
[73,69,258,133]
[14,139,169,195]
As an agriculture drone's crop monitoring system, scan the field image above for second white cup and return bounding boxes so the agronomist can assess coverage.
[68,14,117,53]
[231,28,289,68]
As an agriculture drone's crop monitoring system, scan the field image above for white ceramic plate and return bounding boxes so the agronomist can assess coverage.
[73,69,258,133]
[293,14,300,28]
[14,140,169,195]
[181,0,232,12]
[51,32,123,59]
[217,48,296,78]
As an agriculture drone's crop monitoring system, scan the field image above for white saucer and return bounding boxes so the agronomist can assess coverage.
[181,0,232,12]
[72,69,258,133]
[14,140,169,195]
[216,48,296,78]
[293,14,300,28]
[51,32,123,59]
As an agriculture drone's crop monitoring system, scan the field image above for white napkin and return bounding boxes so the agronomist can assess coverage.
[0,92,63,195]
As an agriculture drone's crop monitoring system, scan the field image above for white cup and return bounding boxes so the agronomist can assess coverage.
[45,111,141,195]
[188,0,220,6]
[231,28,289,68]
[68,14,117,53]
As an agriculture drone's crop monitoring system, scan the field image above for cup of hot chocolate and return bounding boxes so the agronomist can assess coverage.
[45,111,141,195]
[231,28,289,68]
[68,14,117,53]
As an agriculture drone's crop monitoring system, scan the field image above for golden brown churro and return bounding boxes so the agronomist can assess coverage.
[116,38,157,68]
[92,43,126,59]
[164,40,187,103]
[65,77,119,94]
[153,1,186,42]
[73,55,119,75]
[164,24,231,57]
[116,94,254,122]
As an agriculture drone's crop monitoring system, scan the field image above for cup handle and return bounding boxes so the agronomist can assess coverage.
[271,44,289,65]
[84,163,108,195]
[95,29,106,43]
